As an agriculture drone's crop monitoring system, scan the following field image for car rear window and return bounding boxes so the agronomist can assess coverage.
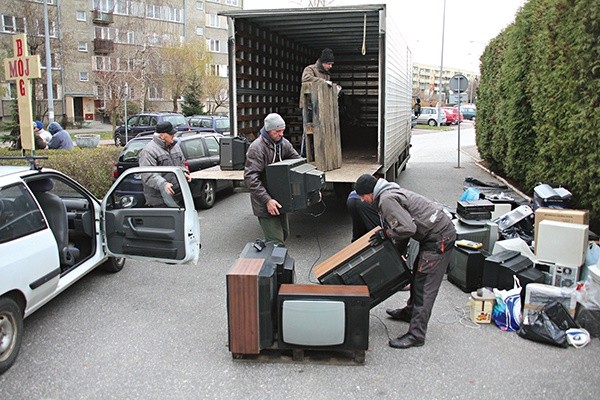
[215,119,229,130]
[164,115,188,128]
[121,140,150,162]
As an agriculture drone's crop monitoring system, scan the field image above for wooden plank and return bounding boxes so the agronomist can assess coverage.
[313,227,380,279]
[279,284,370,296]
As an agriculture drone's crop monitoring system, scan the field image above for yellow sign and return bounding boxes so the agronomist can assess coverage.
[3,34,41,151]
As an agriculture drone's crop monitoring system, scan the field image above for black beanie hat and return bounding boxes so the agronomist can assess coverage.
[355,174,377,195]
[319,48,334,63]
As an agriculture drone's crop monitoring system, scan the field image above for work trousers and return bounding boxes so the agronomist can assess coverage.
[258,214,290,246]
[404,224,456,341]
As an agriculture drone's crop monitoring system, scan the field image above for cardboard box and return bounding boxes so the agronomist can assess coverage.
[534,208,589,252]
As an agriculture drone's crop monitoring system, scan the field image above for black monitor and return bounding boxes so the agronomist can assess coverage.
[317,239,412,308]
[266,158,325,213]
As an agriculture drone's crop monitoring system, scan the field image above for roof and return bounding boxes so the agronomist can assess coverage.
[220,5,385,56]
[0,165,32,178]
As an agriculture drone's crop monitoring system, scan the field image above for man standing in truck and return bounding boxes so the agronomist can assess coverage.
[301,48,335,86]
[244,113,302,245]
[354,174,456,349]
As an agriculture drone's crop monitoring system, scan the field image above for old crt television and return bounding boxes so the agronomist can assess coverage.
[226,243,295,355]
[220,136,250,170]
[452,219,498,254]
[447,245,486,293]
[266,158,325,213]
[317,239,412,308]
[277,284,370,352]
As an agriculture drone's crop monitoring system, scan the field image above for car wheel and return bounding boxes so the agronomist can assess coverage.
[0,297,23,375]
[428,119,437,127]
[114,134,123,147]
[194,180,216,209]
[100,257,125,273]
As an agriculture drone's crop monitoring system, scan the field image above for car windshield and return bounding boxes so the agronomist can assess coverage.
[164,115,188,127]
[215,119,229,130]
[121,140,150,161]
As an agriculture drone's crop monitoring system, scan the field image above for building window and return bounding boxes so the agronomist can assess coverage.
[42,84,59,100]
[93,0,113,13]
[196,1,204,10]
[35,20,57,37]
[7,83,17,99]
[206,0,219,3]
[148,86,163,100]
[225,0,239,5]
[207,14,220,28]
[147,4,161,19]
[80,72,89,82]
[196,26,204,36]
[2,15,25,33]
[76,10,87,21]
[208,39,220,53]
[41,53,58,69]
[78,42,88,52]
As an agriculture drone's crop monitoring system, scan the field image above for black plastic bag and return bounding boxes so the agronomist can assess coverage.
[517,310,568,348]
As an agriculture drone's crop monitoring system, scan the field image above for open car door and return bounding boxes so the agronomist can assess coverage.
[101,166,200,264]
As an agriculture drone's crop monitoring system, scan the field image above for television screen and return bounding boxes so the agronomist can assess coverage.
[280,300,345,346]
[277,284,370,351]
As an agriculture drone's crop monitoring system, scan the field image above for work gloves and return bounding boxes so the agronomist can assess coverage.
[369,228,388,247]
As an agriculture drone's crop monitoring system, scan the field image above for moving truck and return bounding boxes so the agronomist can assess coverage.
[193,4,413,193]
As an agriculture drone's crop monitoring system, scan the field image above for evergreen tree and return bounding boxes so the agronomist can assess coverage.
[180,76,205,116]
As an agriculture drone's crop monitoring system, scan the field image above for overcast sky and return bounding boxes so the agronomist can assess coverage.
[243,0,527,73]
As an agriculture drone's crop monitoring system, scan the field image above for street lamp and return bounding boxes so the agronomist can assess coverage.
[437,0,446,126]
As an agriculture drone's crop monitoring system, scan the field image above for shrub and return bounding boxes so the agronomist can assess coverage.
[0,146,121,199]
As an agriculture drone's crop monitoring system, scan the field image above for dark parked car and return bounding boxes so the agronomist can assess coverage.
[114,112,191,146]
[113,132,233,209]
[187,115,230,135]
[460,105,477,120]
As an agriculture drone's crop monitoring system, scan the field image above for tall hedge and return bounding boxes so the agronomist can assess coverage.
[0,147,120,199]
[477,0,600,230]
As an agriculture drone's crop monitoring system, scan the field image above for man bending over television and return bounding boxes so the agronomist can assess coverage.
[244,113,302,245]
[354,174,456,349]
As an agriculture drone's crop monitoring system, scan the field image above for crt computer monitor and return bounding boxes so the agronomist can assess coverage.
[266,158,325,213]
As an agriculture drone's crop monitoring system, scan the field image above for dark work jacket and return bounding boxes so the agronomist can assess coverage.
[244,128,301,217]
[373,179,455,251]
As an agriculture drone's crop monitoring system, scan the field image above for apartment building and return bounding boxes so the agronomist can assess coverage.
[0,0,242,124]
[412,62,479,105]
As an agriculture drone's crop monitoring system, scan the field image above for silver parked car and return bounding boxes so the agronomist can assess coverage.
[416,107,447,126]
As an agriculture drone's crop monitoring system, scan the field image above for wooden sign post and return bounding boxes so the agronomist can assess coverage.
[3,34,41,151]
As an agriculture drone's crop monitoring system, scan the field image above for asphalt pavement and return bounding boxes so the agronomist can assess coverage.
[0,121,597,400]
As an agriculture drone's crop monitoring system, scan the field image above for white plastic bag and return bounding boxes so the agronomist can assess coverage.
[492,276,522,332]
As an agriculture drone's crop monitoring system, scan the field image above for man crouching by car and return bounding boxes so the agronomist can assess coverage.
[139,121,191,207]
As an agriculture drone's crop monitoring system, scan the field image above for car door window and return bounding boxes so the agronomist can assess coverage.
[0,183,46,243]
[138,115,151,126]
[150,117,158,126]
[200,119,211,128]
[182,139,206,159]
[128,116,139,126]
[204,137,220,156]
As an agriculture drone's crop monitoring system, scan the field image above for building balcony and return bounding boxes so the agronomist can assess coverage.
[92,9,114,24]
[94,38,115,54]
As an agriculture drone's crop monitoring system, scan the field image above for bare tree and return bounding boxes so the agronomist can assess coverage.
[160,40,210,113]
[203,74,229,115]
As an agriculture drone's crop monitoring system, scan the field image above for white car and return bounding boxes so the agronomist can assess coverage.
[0,162,200,374]
[416,106,447,126]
